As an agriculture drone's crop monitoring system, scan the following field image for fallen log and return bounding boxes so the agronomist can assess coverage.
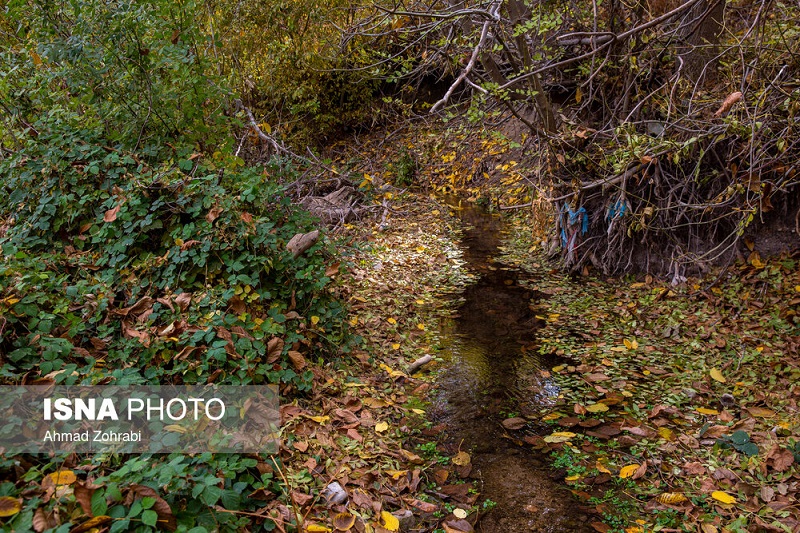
[407,354,433,374]
[287,230,320,258]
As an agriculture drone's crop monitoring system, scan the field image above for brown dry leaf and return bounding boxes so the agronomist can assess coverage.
[73,482,96,515]
[443,519,473,533]
[713,91,743,118]
[632,461,648,480]
[291,490,314,507]
[501,417,527,430]
[452,451,471,466]
[33,507,57,532]
[746,406,776,418]
[126,485,176,531]
[103,204,121,223]
[174,293,192,311]
[206,206,223,223]
[332,512,356,531]
[288,351,307,371]
[267,337,284,364]
[769,449,795,472]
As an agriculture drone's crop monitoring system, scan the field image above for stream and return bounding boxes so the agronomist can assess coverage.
[430,200,592,532]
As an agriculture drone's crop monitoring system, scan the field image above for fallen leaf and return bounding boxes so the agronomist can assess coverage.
[453,508,468,519]
[103,204,120,222]
[452,451,471,466]
[544,431,576,443]
[0,496,21,517]
[206,206,223,223]
[375,421,389,432]
[287,350,307,371]
[585,403,609,413]
[502,417,527,430]
[48,470,77,486]
[333,512,356,531]
[619,464,639,479]
[656,493,688,504]
[306,524,333,533]
[70,516,113,533]
[711,491,736,504]
[695,407,719,415]
[746,406,775,418]
[381,510,400,532]
[709,368,726,383]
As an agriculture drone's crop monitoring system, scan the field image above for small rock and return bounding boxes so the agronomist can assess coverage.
[720,393,736,408]
[392,509,415,532]
[322,482,348,505]
[682,388,697,400]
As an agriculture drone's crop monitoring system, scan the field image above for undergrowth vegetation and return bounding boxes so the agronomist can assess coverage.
[0,2,349,531]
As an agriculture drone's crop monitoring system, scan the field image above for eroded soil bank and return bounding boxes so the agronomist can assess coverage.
[430,200,592,532]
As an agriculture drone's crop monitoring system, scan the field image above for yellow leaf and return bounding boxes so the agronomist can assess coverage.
[552,365,566,373]
[391,343,401,350]
[381,511,400,532]
[711,491,736,505]
[306,524,333,532]
[658,427,674,441]
[709,368,726,383]
[695,407,719,415]
[610,346,627,352]
[656,492,688,504]
[164,424,188,434]
[565,474,581,482]
[311,316,320,325]
[416,246,425,253]
[542,412,563,421]
[386,469,408,479]
[349,317,358,327]
[585,403,609,413]
[416,323,425,331]
[375,421,389,432]
[48,470,77,486]
[0,496,21,518]
[411,408,425,415]
[625,528,643,533]
[700,524,718,533]
[387,318,397,325]
[544,431,577,443]
[747,406,776,418]
[619,464,640,479]
[453,508,468,519]
[596,461,611,474]
[307,415,330,424]
[415,299,425,304]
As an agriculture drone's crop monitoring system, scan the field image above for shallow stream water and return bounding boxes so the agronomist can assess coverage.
[430,201,592,532]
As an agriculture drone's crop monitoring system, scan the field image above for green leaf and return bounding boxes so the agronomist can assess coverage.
[142,509,158,527]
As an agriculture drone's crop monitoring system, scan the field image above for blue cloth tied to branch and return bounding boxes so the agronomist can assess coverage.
[560,204,588,247]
